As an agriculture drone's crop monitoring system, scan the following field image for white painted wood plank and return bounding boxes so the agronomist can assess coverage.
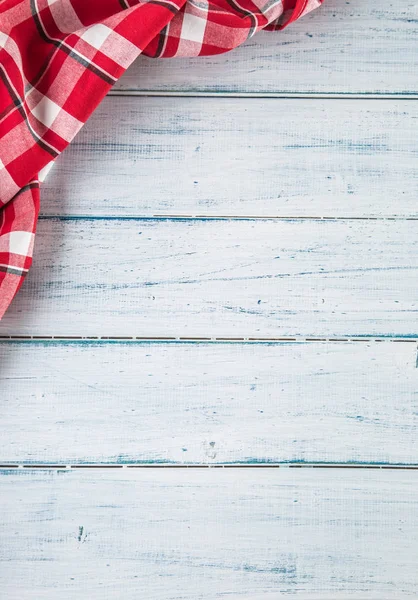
[1,341,417,465]
[2,219,417,337]
[1,468,417,599]
[113,0,418,95]
[42,97,418,218]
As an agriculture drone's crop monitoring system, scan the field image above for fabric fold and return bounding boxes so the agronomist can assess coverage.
[0,0,323,319]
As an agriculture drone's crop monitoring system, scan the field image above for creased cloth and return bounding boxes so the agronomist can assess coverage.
[0,0,323,318]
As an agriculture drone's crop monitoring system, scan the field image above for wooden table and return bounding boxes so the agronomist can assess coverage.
[1,0,417,596]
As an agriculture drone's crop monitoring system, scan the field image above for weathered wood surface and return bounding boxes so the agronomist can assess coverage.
[41,97,418,218]
[1,468,417,599]
[113,0,418,96]
[2,0,418,593]
[1,340,417,465]
[2,218,417,337]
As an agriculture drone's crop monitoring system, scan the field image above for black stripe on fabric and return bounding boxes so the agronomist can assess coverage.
[118,0,130,7]
[10,182,40,202]
[29,0,115,85]
[223,0,256,19]
[148,0,179,16]
[66,49,115,85]
[29,134,58,159]
[0,265,28,276]
[25,44,59,94]
[260,0,284,16]
[29,0,52,44]
[0,66,28,121]
[223,0,257,38]
[154,24,168,57]
[0,68,58,158]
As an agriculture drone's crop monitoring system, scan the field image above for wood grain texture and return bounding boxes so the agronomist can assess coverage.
[42,97,418,218]
[2,0,417,592]
[1,340,417,465]
[1,468,417,599]
[2,218,417,337]
[113,0,418,95]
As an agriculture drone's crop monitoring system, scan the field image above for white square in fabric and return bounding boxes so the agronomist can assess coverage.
[38,160,55,183]
[101,30,140,68]
[0,32,9,49]
[0,158,4,170]
[81,24,112,50]
[180,13,207,43]
[0,231,34,257]
[32,96,61,128]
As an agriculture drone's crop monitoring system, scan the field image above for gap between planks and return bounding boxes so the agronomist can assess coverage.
[1,464,418,470]
[39,215,418,222]
[107,91,418,100]
[0,336,417,343]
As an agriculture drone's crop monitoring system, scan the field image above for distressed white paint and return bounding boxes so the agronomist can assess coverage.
[1,341,417,464]
[41,97,418,218]
[1,468,418,599]
[2,218,417,337]
[113,0,418,95]
[2,1,417,591]
[0,5,415,600]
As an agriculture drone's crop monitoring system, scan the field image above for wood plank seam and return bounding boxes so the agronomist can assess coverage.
[108,91,418,99]
[1,464,418,470]
[39,216,418,221]
[1,336,417,342]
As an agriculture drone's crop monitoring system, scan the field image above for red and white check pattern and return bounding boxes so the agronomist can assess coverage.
[0,0,323,319]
